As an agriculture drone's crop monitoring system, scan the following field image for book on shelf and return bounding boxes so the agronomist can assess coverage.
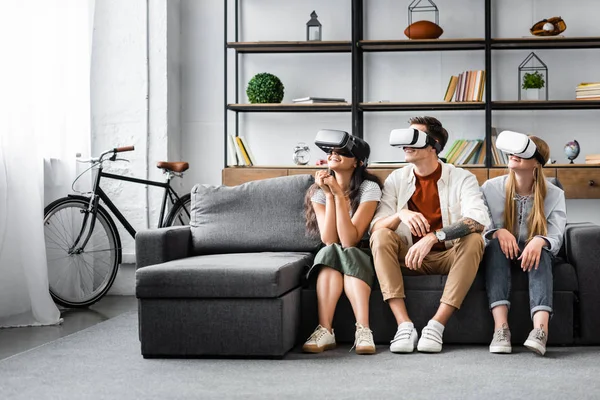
[442,138,484,165]
[239,136,257,165]
[234,136,253,166]
[292,97,346,103]
[451,70,485,102]
[576,82,600,99]
[586,154,600,164]
[227,134,239,166]
[576,95,600,100]
[576,91,600,96]
[490,127,510,166]
[577,82,600,88]
[443,76,459,102]
[476,137,486,165]
[461,140,483,165]
[446,139,466,164]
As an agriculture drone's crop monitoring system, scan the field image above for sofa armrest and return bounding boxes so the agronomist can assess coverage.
[135,226,192,270]
[564,222,600,344]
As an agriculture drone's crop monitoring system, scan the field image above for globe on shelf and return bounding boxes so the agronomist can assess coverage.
[564,140,580,164]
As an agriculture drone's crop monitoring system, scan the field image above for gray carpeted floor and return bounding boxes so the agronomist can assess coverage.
[1,311,599,400]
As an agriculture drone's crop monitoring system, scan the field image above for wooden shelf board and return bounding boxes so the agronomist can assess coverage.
[360,38,485,52]
[227,41,352,53]
[492,100,600,110]
[227,103,352,112]
[360,102,485,111]
[492,37,600,49]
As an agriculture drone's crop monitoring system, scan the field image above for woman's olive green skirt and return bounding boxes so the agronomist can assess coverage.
[306,243,375,287]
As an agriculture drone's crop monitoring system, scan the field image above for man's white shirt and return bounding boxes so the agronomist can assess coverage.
[370,160,491,249]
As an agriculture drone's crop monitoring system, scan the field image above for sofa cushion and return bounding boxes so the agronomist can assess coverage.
[136,252,315,298]
[190,175,321,255]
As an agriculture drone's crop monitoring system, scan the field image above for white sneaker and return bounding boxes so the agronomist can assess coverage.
[417,325,444,353]
[302,325,336,353]
[390,322,418,353]
[353,323,376,355]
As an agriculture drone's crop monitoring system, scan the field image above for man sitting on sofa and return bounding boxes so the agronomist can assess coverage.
[369,116,491,353]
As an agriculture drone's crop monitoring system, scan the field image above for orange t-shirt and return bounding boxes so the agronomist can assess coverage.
[407,164,445,251]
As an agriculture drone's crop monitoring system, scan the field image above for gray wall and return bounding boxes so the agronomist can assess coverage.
[178,0,600,225]
[92,0,600,240]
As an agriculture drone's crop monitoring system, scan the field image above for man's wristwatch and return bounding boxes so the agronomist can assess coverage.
[434,229,446,242]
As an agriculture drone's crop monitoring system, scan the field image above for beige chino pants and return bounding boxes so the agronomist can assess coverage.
[370,228,484,309]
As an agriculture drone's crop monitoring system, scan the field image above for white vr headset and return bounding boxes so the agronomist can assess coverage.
[496,130,546,165]
[314,129,370,164]
[389,128,442,154]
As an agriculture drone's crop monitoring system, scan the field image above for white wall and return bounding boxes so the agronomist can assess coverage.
[92,0,182,261]
[178,0,600,224]
[92,0,148,260]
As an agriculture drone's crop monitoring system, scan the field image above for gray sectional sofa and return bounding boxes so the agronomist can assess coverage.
[135,174,600,358]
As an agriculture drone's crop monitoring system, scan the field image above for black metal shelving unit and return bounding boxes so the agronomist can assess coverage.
[225,0,600,168]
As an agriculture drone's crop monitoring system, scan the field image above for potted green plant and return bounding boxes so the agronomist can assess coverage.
[246,73,285,104]
[522,71,545,100]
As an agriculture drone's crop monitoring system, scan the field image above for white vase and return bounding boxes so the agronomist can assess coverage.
[525,88,540,100]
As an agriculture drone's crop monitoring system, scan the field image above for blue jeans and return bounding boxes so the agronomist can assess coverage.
[484,238,553,319]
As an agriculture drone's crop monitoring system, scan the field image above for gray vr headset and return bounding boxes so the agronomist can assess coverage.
[496,130,546,165]
[315,129,370,165]
[389,128,442,154]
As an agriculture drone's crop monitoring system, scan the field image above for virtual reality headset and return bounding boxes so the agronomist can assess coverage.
[496,130,546,165]
[315,129,370,165]
[389,128,442,154]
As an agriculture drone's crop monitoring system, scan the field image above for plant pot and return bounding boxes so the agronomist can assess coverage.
[525,88,541,100]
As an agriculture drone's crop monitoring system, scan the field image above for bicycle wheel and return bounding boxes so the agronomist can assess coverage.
[165,193,191,226]
[43,196,121,308]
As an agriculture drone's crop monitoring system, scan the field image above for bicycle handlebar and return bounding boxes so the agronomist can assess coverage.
[76,146,136,164]
[115,146,135,153]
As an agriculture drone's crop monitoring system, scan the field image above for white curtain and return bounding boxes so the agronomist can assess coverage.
[0,0,94,327]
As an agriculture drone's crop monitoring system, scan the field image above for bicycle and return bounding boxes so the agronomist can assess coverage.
[43,146,191,308]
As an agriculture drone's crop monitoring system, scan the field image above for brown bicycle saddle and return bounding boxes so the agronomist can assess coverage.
[156,161,189,173]
[530,16,567,36]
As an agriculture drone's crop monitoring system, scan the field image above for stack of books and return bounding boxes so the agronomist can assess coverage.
[586,154,600,165]
[442,138,485,165]
[292,97,346,104]
[576,83,600,101]
[443,70,486,102]
[227,135,256,166]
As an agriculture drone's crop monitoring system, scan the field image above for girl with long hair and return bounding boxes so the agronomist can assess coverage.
[481,133,566,356]
[302,133,382,355]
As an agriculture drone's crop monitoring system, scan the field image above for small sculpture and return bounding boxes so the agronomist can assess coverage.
[530,17,567,36]
[405,0,443,40]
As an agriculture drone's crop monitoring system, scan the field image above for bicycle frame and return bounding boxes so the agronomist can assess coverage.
[68,163,184,254]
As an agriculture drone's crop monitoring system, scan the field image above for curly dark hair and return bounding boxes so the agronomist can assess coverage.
[408,116,449,153]
[303,165,383,238]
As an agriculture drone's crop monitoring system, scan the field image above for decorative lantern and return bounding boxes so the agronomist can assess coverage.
[306,11,322,41]
[518,52,548,101]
